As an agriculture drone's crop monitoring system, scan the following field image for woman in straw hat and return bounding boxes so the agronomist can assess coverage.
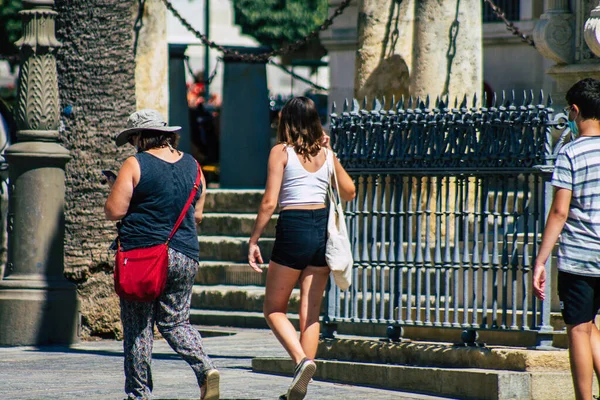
[105,109,219,400]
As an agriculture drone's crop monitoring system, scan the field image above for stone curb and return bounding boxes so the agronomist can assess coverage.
[251,357,579,400]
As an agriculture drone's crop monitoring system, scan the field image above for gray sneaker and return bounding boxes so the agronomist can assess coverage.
[286,358,316,400]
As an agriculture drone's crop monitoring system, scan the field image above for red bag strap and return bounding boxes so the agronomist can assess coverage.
[166,160,202,243]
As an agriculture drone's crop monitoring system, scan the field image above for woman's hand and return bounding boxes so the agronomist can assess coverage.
[248,242,264,273]
[321,133,331,149]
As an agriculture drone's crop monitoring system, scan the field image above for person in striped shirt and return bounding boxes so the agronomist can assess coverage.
[534,78,600,400]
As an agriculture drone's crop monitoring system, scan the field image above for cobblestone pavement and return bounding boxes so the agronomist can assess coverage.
[0,327,451,399]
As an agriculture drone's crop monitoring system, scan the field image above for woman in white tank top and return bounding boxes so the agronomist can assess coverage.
[248,97,355,399]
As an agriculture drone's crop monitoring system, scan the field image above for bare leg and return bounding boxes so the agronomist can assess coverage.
[263,261,305,364]
[298,266,330,360]
[591,319,600,396]
[568,321,594,400]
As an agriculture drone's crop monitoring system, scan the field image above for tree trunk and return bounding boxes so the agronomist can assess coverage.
[55,0,137,339]
[55,0,137,275]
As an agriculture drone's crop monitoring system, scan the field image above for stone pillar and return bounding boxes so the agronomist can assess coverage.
[320,0,360,117]
[411,0,482,101]
[535,0,600,107]
[168,44,192,155]
[585,1,600,61]
[354,0,414,102]
[0,0,77,346]
[135,0,169,118]
[219,47,270,188]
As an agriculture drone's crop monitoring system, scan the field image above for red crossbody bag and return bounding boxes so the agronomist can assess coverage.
[114,161,201,302]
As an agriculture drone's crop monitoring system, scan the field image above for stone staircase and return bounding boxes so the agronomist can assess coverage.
[190,189,301,329]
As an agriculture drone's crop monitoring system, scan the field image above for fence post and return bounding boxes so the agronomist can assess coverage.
[535,107,561,349]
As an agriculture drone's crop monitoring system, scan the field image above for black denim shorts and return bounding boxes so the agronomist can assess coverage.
[557,270,600,325]
[270,208,329,270]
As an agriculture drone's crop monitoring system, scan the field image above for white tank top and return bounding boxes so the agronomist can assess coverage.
[278,145,332,207]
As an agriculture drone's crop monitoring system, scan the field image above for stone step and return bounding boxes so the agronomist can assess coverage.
[189,309,300,330]
[198,213,276,238]
[190,283,450,317]
[195,262,268,285]
[191,285,301,313]
[199,236,274,262]
[316,336,570,372]
[252,357,581,400]
[204,189,264,213]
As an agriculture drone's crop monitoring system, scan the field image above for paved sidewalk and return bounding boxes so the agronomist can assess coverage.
[0,327,452,399]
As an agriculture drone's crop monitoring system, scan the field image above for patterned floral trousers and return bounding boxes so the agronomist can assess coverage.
[120,248,215,400]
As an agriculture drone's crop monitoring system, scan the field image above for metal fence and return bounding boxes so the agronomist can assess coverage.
[324,92,571,345]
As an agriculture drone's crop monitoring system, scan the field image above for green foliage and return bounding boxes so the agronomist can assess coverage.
[0,0,22,57]
[232,0,328,49]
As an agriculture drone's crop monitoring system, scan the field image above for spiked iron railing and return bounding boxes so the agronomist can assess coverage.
[324,91,573,346]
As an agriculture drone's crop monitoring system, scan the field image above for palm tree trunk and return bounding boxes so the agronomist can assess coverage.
[55,0,137,276]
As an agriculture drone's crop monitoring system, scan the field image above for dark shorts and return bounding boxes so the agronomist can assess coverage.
[270,208,329,270]
[557,270,600,325]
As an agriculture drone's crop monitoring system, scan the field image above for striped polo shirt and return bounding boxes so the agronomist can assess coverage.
[552,136,600,277]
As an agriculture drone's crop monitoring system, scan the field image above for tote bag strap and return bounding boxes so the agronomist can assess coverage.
[327,149,343,209]
[166,160,202,243]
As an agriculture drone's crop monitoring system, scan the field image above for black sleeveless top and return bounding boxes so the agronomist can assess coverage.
[118,152,201,261]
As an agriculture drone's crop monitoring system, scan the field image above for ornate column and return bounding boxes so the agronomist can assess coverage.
[534,0,600,105]
[584,1,600,56]
[0,0,77,345]
[533,0,574,64]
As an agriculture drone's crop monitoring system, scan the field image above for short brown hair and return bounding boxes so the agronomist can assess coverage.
[130,131,180,152]
[276,96,323,160]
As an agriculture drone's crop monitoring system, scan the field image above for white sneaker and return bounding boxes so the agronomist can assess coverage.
[201,369,220,400]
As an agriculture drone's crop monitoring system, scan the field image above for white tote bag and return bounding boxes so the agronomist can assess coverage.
[325,151,353,291]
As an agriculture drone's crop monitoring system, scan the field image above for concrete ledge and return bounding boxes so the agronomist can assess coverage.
[316,338,570,372]
[252,357,542,400]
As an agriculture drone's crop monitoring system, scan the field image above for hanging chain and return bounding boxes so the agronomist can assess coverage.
[161,0,352,63]
[484,0,535,47]
[268,60,329,92]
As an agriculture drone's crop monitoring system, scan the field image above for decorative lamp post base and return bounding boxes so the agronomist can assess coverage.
[0,141,77,346]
